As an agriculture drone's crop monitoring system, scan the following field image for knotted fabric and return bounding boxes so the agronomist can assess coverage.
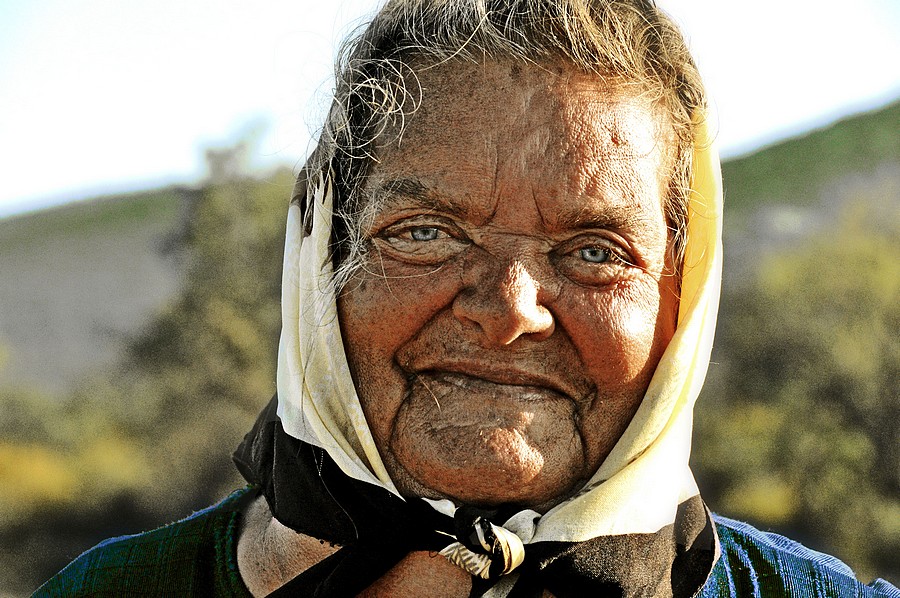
[439,506,527,579]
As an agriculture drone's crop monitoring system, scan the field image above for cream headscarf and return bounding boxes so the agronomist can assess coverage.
[275,113,722,549]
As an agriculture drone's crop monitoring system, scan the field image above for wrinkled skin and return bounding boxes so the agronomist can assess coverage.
[338,61,679,511]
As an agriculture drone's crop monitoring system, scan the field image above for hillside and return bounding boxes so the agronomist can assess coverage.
[0,188,196,393]
[722,99,899,212]
[0,102,897,595]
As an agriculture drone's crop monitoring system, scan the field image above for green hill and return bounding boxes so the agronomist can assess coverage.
[1,101,898,395]
[1,99,898,396]
[0,187,196,394]
[722,99,900,212]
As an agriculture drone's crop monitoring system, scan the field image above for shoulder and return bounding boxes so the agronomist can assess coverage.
[698,515,899,597]
[33,487,257,598]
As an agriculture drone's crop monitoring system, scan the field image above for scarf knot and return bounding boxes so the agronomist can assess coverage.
[439,507,526,580]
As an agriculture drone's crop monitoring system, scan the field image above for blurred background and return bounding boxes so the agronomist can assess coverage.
[1,0,898,594]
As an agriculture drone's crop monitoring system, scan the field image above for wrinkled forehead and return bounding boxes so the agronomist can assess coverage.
[360,60,675,221]
[376,60,672,161]
[398,61,669,138]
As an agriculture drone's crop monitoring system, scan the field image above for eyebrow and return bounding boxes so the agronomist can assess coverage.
[552,204,657,233]
[368,177,471,218]
[369,176,658,234]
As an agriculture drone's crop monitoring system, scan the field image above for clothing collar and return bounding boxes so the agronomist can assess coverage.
[234,400,719,597]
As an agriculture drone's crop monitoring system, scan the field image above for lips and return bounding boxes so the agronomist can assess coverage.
[414,370,570,404]
[395,338,596,404]
[401,349,602,411]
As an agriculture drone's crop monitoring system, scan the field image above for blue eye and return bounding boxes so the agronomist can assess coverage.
[410,227,441,241]
[579,247,610,263]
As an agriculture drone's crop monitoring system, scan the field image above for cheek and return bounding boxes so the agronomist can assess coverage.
[339,261,460,355]
[556,280,674,466]
[558,281,670,391]
[337,261,462,441]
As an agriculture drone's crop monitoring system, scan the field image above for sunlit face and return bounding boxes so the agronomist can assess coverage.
[338,61,679,510]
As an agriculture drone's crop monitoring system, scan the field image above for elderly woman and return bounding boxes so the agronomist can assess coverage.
[37,1,897,597]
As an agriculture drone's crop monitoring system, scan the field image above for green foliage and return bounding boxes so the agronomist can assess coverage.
[106,165,294,517]
[0,380,153,594]
[694,199,900,583]
[0,163,293,595]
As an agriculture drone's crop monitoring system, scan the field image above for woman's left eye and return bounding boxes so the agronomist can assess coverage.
[555,239,630,286]
[579,247,611,263]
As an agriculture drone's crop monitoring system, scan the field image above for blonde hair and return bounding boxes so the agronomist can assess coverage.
[295,0,707,284]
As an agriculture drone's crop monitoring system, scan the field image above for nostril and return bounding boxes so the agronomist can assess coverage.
[519,304,555,339]
[452,261,555,346]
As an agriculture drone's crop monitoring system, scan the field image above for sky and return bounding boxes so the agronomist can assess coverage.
[1,0,898,217]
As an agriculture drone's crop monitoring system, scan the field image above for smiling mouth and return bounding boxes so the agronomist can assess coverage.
[413,371,571,404]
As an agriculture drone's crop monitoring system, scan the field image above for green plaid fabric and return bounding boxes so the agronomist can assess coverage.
[34,488,254,597]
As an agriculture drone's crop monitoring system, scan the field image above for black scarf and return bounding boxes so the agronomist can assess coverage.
[233,396,717,597]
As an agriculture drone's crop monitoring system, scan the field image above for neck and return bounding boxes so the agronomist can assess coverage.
[237,494,341,597]
[236,494,477,598]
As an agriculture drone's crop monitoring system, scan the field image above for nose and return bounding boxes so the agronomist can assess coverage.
[452,258,555,346]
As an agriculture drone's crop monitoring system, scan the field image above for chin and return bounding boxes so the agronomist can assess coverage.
[388,425,587,510]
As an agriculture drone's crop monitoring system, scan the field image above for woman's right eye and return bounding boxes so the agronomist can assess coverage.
[375,221,470,264]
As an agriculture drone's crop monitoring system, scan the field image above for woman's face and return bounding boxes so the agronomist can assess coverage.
[338,61,678,510]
